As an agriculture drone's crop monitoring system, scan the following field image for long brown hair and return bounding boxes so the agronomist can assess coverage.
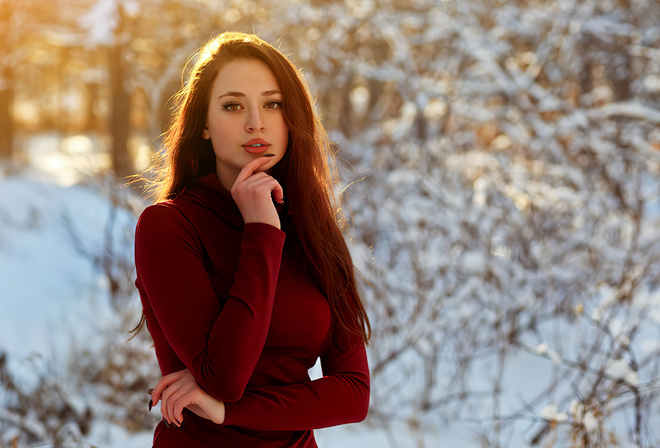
[138,32,370,345]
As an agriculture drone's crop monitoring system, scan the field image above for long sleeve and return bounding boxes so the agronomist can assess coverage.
[135,203,286,402]
[222,326,370,431]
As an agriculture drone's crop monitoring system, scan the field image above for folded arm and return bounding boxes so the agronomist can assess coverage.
[152,333,369,430]
[135,204,285,402]
[223,338,370,431]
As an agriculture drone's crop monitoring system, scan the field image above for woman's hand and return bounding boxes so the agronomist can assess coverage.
[231,155,284,229]
[150,369,225,427]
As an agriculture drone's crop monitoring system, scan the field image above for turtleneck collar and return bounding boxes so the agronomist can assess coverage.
[181,172,244,229]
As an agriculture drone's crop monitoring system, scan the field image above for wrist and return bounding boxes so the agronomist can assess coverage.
[242,213,280,229]
[212,400,226,425]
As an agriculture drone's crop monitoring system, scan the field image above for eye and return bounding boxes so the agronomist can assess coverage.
[265,101,282,109]
[222,103,242,111]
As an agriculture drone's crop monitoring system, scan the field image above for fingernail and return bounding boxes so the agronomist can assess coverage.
[164,420,170,428]
[265,153,275,157]
[148,399,153,412]
[147,388,153,395]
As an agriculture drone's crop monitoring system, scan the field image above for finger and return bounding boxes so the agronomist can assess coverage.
[241,171,270,182]
[234,172,270,190]
[248,175,284,204]
[234,155,276,185]
[172,388,198,425]
[271,179,284,204]
[152,370,183,406]
[242,174,284,204]
[161,381,183,425]
[168,381,197,427]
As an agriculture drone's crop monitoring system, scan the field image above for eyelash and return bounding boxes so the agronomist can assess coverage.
[222,101,282,112]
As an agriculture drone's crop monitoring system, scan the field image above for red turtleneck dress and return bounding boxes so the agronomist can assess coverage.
[134,172,369,447]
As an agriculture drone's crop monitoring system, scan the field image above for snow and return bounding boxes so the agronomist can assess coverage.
[539,403,558,420]
[592,101,660,125]
[0,175,121,388]
[605,359,639,387]
[536,342,548,355]
[583,411,598,434]
[460,251,487,274]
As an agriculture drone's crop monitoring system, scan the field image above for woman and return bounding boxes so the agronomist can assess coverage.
[133,32,370,447]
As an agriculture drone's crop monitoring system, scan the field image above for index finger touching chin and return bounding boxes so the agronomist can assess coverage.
[235,154,277,184]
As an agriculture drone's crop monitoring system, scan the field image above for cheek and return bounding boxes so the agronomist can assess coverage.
[208,120,232,140]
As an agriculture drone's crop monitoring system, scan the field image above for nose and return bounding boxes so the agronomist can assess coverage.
[246,109,265,133]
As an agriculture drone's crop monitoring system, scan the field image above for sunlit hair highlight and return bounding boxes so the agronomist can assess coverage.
[137,32,370,345]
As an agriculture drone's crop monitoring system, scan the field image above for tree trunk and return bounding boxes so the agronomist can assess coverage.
[84,82,98,131]
[339,73,354,138]
[108,42,132,178]
[0,64,14,160]
[611,54,631,101]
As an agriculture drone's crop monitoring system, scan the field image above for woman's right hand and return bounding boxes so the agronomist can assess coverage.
[231,155,284,229]
[150,369,225,426]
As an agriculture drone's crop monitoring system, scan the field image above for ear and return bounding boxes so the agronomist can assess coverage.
[202,125,210,140]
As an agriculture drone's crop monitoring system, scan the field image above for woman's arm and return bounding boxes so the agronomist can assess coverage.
[150,369,225,427]
[154,343,368,430]
[150,327,369,429]
[137,210,284,402]
[136,159,286,402]
[223,333,370,431]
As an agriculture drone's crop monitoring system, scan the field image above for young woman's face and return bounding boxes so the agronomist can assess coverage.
[203,58,289,190]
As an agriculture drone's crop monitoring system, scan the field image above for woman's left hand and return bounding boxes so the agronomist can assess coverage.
[150,368,226,427]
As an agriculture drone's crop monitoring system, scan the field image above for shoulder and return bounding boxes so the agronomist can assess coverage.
[135,201,199,245]
[137,202,184,231]
[134,200,208,272]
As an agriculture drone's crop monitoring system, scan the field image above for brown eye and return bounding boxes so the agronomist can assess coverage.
[223,103,241,111]
[265,101,282,109]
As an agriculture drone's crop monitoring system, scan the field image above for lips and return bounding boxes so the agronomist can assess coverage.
[242,139,270,154]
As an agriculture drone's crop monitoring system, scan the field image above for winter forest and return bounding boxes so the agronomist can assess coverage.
[1,0,660,446]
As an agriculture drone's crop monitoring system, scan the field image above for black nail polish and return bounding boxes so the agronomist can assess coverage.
[164,420,170,428]
[147,388,153,395]
[265,153,275,157]
[148,399,153,412]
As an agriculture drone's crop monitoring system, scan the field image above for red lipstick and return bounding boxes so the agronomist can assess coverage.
[242,139,270,154]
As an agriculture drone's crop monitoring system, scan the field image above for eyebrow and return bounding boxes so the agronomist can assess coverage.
[218,90,282,99]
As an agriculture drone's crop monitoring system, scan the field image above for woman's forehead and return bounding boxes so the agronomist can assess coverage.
[211,58,281,96]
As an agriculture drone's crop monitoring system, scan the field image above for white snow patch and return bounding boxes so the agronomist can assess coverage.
[583,411,598,434]
[605,359,639,386]
[460,251,487,274]
[539,403,558,420]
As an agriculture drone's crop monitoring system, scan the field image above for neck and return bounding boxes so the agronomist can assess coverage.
[216,165,238,191]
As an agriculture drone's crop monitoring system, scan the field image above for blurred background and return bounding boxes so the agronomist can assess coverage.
[1,0,660,447]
